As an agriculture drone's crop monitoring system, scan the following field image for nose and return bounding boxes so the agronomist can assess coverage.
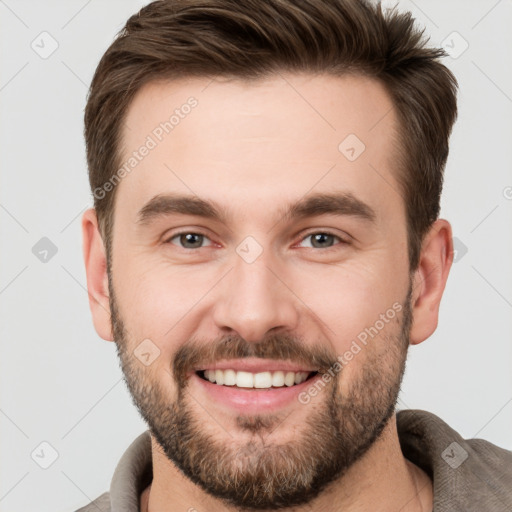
[212,249,300,343]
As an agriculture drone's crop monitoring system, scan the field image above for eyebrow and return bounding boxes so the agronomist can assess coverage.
[136,191,377,227]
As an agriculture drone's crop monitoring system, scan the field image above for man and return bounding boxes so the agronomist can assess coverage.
[78,0,512,510]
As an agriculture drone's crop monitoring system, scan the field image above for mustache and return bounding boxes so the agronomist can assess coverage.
[173,332,339,385]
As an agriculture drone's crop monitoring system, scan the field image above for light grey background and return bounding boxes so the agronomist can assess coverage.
[1,1,511,511]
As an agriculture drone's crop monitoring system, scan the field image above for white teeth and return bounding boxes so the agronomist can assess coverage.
[223,369,236,386]
[201,369,311,388]
[294,372,308,384]
[236,371,254,388]
[272,371,285,387]
[215,369,224,385]
[254,371,272,388]
[284,371,295,387]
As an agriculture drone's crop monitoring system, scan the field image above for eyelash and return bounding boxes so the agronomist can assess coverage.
[164,230,349,251]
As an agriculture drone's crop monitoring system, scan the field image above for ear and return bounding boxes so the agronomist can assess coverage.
[82,208,114,341]
[409,219,453,345]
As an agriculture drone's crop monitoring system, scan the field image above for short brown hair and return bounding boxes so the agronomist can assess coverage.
[84,0,458,271]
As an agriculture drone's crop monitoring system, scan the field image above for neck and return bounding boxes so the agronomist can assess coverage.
[140,415,433,512]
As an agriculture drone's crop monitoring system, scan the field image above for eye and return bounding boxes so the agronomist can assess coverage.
[297,231,347,250]
[166,231,213,249]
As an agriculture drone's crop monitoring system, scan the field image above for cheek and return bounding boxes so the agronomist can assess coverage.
[111,259,217,356]
[292,260,401,348]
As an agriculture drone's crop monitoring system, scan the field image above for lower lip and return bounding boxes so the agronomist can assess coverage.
[191,372,322,414]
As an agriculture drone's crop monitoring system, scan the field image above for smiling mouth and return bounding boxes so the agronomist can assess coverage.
[196,369,319,389]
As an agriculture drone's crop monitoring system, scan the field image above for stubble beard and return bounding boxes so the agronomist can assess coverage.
[109,274,412,510]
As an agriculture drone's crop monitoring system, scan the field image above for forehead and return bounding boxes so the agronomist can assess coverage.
[117,73,403,229]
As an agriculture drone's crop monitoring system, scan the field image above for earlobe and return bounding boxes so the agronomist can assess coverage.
[82,208,114,341]
[409,219,454,345]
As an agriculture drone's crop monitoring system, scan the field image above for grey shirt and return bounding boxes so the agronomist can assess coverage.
[75,409,512,511]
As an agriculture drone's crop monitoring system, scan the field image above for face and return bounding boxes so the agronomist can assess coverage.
[108,73,413,509]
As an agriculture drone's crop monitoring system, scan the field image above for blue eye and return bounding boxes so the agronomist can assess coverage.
[167,232,213,249]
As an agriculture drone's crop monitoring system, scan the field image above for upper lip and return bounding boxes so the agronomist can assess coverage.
[194,358,318,374]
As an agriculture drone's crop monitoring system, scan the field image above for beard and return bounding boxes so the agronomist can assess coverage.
[109,275,413,510]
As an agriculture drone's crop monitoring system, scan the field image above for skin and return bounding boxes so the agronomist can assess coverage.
[82,73,453,511]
